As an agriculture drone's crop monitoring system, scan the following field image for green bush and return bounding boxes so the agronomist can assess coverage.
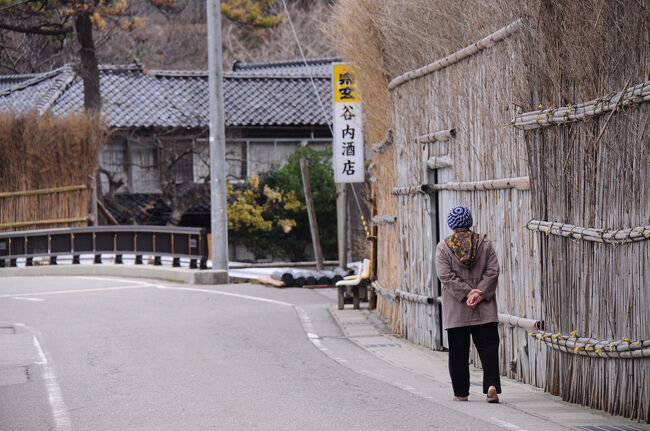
[258,145,338,261]
[227,174,304,260]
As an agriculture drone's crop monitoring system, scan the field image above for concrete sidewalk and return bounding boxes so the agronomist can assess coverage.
[330,306,649,431]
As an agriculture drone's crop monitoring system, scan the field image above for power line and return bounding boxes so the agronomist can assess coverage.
[280,0,333,136]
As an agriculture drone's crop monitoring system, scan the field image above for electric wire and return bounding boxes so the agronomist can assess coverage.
[280,0,333,136]
[279,1,369,238]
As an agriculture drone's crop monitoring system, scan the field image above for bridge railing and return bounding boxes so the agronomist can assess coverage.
[0,226,209,269]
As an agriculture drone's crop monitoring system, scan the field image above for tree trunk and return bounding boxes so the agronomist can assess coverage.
[74,11,101,112]
[168,208,184,227]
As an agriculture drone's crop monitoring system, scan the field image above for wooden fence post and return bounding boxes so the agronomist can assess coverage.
[336,183,347,269]
[300,158,324,271]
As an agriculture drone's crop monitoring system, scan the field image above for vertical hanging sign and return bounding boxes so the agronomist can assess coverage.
[332,63,364,183]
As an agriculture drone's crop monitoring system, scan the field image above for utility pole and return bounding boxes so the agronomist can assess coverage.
[206,0,228,274]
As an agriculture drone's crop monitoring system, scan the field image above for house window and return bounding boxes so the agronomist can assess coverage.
[247,140,304,175]
[129,140,160,193]
[168,140,195,184]
[226,141,245,181]
[193,140,210,182]
[99,141,128,193]
[192,138,332,183]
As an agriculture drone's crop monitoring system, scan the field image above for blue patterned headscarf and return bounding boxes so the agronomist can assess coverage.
[447,205,473,229]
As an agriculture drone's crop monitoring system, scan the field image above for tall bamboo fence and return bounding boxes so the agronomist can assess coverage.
[0,111,105,232]
[388,32,545,383]
[332,0,648,422]
[509,1,649,419]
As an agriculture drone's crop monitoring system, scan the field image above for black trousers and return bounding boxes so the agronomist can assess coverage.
[446,322,501,397]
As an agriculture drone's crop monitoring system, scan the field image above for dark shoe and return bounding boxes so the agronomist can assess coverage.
[486,386,499,403]
[453,396,468,401]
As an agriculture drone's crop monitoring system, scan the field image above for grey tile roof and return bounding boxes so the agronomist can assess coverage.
[230,57,340,77]
[0,58,338,129]
[0,73,42,92]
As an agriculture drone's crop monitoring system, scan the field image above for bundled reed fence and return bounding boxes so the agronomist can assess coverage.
[508,0,649,420]
[333,0,648,422]
[0,111,105,232]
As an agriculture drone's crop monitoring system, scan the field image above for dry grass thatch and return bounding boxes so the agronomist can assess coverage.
[509,0,649,107]
[331,0,649,421]
[0,111,105,231]
[329,0,402,331]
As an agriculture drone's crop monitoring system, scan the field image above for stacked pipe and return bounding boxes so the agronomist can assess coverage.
[268,267,351,287]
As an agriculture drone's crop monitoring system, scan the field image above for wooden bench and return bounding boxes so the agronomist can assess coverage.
[335,259,371,310]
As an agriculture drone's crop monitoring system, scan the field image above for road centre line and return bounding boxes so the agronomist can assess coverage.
[15,323,71,431]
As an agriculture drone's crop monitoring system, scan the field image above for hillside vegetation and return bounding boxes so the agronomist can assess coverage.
[0,0,334,74]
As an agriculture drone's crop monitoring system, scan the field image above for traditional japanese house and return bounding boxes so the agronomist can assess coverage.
[0,57,337,226]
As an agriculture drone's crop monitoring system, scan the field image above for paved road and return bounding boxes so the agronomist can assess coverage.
[0,276,584,431]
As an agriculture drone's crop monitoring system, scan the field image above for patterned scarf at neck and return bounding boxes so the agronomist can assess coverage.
[445,228,484,267]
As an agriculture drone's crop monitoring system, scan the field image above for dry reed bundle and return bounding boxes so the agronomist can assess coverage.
[426,156,452,169]
[0,111,105,231]
[512,81,650,130]
[391,185,429,195]
[415,128,456,144]
[498,313,543,331]
[433,177,530,191]
[372,129,393,154]
[370,215,396,226]
[372,280,397,302]
[530,331,650,359]
[527,220,650,245]
[395,289,435,305]
[392,176,531,194]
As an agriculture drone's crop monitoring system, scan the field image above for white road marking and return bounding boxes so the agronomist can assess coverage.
[15,323,71,431]
[153,285,294,307]
[490,417,529,431]
[12,297,45,302]
[74,276,154,286]
[31,335,47,365]
[155,284,578,431]
[0,284,150,298]
[151,285,350,369]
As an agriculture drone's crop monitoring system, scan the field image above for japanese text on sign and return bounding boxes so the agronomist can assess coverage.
[332,64,364,183]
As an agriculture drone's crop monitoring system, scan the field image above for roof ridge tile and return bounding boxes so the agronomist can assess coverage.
[231,56,341,71]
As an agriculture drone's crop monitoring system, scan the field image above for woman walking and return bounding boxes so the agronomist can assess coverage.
[435,205,501,403]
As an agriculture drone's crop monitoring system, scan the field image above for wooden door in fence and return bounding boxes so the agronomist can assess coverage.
[430,166,455,349]
[0,185,90,232]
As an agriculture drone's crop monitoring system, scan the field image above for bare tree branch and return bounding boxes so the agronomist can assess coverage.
[0,21,72,36]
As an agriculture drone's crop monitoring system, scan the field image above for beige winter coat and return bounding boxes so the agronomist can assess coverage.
[435,238,500,329]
